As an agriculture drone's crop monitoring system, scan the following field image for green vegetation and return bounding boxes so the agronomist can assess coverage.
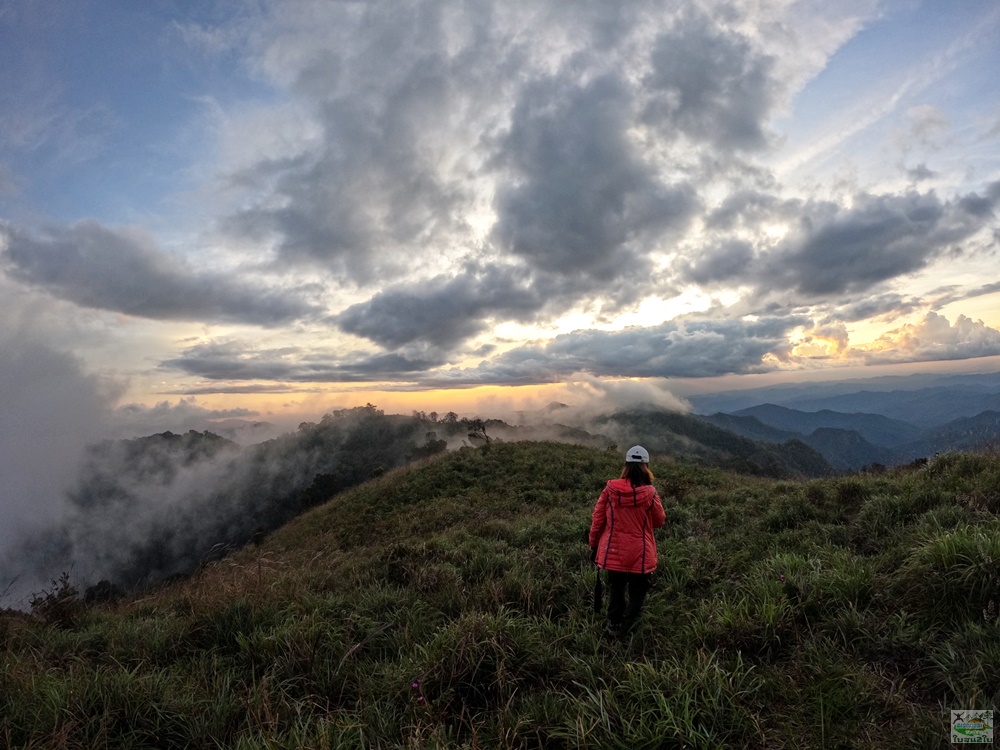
[3,441,999,748]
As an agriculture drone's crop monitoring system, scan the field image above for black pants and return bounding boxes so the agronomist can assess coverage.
[606,571,651,625]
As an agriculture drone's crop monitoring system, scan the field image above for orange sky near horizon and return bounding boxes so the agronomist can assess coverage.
[175,352,1000,428]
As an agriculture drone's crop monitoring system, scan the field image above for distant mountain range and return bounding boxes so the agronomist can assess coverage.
[777,387,1000,429]
[687,371,1000,470]
[731,404,921,446]
[589,408,835,478]
[687,370,1000,427]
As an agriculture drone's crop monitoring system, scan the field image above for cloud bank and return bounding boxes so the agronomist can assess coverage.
[0,331,113,601]
[1,221,322,325]
[0,0,998,398]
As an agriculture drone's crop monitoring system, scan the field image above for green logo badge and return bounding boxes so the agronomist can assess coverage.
[952,710,994,744]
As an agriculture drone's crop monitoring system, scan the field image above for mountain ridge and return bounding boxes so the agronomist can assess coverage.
[704,401,1000,469]
[732,403,921,447]
[687,370,1000,424]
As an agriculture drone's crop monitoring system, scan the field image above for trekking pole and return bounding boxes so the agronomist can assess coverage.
[593,568,603,613]
[591,545,602,614]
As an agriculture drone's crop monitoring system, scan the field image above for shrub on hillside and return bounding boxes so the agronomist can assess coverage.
[894,525,1000,625]
[29,572,82,629]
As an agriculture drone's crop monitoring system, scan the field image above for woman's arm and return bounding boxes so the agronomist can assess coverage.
[588,487,609,548]
[650,491,666,529]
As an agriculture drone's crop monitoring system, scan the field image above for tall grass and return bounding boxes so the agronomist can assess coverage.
[3,442,998,748]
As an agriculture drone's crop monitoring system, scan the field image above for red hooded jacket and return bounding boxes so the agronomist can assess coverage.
[589,479,666,574]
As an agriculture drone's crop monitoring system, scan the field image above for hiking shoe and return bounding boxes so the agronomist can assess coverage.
[606,621,622,637]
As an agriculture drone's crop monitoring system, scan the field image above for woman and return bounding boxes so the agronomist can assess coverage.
[588,445,666,636]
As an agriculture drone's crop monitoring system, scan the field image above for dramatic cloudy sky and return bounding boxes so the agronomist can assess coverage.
[2,0,999,423]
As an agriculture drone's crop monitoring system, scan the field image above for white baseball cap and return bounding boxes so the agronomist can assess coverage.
[625,445,649,463]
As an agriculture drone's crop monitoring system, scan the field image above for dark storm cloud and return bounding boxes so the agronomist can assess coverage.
[221,1,508,284]
[929,280,1000,310]
[334,352,443,380]
[1,221,321,324]
[160,384,303,395]
[220,2,708,294]
[490,73,698,281]
[428,316,804,386]
[957,189,997,219]
[163,311,807,388]
[678,239,754,285]
[162,341,307,381]
[162,340,439,383]
[643,14,777,152]
[216,3,793,302]
[704,190,792,231]
[905,163,936,182]
[334,264,543,350]
[819,294,923,325]
[223,95,462,284]
[215,2,786,313]
[754,187,998,298]
[694,180,1000,310]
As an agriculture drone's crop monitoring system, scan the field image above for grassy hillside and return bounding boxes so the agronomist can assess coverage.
[3,442,999,748]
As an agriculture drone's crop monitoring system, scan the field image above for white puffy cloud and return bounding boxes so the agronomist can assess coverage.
[562,374,691,416]
[859,312,1000,364]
